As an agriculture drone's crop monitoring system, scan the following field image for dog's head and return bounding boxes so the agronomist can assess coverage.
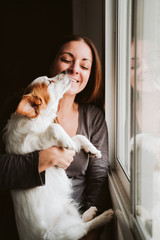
[16,72,71,119]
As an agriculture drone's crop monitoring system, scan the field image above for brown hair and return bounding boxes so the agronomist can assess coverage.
[47,35,104,109]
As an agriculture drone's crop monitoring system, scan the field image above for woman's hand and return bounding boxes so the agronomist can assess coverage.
[38,146,75,172]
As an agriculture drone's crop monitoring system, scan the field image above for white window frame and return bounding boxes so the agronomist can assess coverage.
[105,0,149,239]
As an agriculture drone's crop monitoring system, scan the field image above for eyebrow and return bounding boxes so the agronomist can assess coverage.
[60,52,92,63]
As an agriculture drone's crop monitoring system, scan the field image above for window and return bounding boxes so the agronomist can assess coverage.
[105,0,160,239]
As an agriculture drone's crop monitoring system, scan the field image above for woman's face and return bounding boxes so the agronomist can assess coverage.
[50,40,93,96]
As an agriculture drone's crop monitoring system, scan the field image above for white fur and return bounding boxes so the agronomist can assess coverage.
[3,73,113,240]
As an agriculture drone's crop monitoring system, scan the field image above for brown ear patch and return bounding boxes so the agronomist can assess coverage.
[25,82,50,106]
[16,81,50,118]
[16,95,42,118]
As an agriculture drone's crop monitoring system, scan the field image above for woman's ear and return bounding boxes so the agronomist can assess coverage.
[16,94,42,118]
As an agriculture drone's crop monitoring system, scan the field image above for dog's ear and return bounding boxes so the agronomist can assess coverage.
[16,94,42,118]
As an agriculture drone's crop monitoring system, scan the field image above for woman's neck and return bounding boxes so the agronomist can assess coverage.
[56,95,79,137]
[58,95,77,114]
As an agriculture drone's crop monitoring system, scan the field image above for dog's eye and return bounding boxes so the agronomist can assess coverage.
[48,80,55,85]
[48,80,52,85]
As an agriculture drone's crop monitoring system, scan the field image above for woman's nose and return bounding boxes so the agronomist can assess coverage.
[67,62,79,74]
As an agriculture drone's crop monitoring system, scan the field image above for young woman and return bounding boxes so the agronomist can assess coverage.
[0,35,111,240]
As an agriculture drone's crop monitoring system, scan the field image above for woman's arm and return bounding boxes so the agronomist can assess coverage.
[0,151,44,190]
[0,147,75,191]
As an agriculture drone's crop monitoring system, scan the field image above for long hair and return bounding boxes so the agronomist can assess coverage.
[47,35,104,109]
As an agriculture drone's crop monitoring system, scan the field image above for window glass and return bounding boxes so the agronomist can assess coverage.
[116,0,131,179]
[132,0,160,239]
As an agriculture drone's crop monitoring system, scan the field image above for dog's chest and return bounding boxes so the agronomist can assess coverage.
[45,167,72,199]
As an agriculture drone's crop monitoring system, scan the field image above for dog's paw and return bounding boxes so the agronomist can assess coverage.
[71,135,102,157]
[95,209,114,226]
[82,206,98,222]
[84,145,102,158]
[100,209,114,223]
[89,150,102,158]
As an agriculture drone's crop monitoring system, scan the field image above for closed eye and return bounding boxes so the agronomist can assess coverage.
[61,58,72,63]
[81,65,89,70]
[48,80,55,85]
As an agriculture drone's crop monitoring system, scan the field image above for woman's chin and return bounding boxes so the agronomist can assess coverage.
[64,87,81,96]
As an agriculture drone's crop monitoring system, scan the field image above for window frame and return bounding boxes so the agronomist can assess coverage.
[115,0,132,181]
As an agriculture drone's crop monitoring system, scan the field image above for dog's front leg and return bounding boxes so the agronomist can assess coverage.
[82,206,98,222]
[85,209,114,232]
[48,123,80,152]
[50,125,102,158]
[45,124,101,158]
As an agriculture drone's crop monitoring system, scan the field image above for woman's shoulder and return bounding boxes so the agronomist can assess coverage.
[78,103,107,139]
[78,103,106,132]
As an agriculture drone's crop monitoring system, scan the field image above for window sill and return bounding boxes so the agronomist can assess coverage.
[108,169,145,240]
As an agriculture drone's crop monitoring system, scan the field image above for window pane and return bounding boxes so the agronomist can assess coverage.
[116,0,131,178]
[132,0,160,238]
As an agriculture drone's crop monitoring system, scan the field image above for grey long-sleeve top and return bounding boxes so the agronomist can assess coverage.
[66,104,110,213]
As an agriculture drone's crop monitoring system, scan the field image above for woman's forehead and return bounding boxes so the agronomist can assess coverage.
[59,41,93,61]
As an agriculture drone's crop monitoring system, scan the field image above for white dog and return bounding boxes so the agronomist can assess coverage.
[3,72,113,240]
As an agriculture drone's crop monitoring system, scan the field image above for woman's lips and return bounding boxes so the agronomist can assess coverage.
[71,78,80,83]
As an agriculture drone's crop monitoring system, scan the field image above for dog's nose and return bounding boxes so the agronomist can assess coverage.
[61,70,67,75]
